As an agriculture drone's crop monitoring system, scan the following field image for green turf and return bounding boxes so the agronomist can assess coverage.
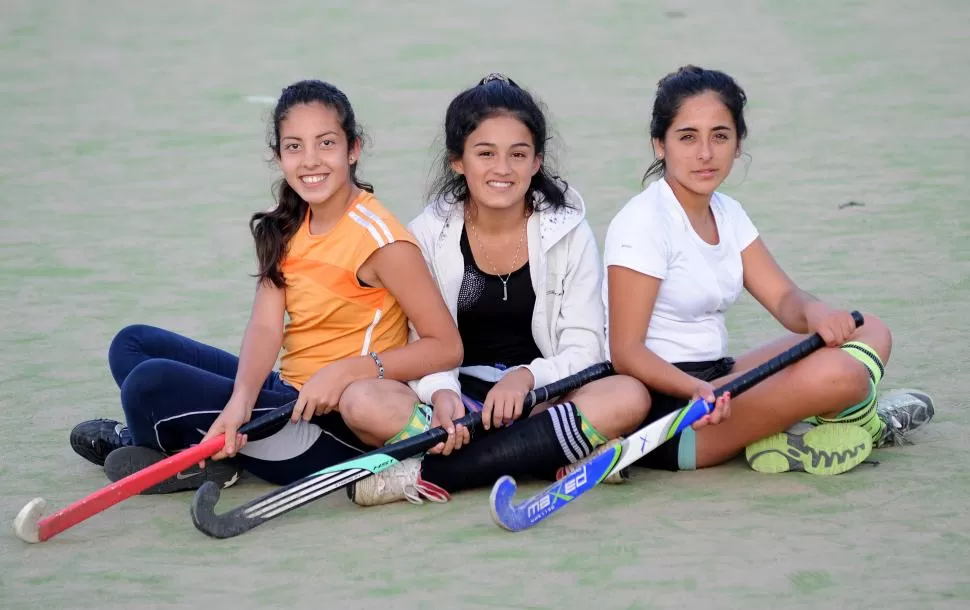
[1,1,968,608]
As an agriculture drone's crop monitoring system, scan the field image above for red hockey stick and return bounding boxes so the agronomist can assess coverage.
[13,401,294,543]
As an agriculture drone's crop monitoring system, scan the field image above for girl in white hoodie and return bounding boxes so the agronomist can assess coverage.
[349,74,657,505]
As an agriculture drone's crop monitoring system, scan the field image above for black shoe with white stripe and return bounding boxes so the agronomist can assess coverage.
[70,418,134,466]
[103,446,241,494]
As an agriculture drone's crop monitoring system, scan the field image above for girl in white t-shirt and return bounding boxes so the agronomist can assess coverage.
[603,65,934,475]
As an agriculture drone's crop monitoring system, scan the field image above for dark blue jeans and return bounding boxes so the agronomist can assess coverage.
[106,324,369,484]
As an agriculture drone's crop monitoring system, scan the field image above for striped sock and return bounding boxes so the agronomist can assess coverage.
[385,403,432,445]
[419,401,592,493]
[815,341,886,442]
[841,341,885,385]
[548,402,595,463]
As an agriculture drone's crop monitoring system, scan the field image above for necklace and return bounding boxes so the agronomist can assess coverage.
[466,215,527,302]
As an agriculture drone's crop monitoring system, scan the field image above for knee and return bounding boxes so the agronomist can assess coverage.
[613,375,652,429]
[108,324,154,380]
[338,380,384,428]
[119,359,171,414]
[854,311,892,363]
[109,324,154,356]
[823,356,872,406]
[577,375,651,433]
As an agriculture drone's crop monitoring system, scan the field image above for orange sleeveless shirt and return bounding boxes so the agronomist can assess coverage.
[279,191,417,389]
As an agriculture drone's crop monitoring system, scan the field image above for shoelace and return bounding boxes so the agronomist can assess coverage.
[403,485,423,505]
[879,413,910,447]
[404,478,450,505]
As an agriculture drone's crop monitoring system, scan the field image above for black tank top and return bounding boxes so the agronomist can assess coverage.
[456,227,542,368]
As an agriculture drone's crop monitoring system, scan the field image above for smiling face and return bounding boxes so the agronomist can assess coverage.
[276,102,360,207]
[450,114,542,214]
[654,90,741,201]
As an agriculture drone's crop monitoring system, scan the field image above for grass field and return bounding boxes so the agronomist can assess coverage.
[2,1,968,608]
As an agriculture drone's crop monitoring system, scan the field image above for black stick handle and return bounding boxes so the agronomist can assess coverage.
[237,400,296,439]
[526,361,615,408]
[382,362,615,460]
[715,310,865,399]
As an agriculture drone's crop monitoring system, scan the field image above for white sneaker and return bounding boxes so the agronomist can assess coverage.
[556,439,629,485]
[347,458,450,506]
[875,388,935,448]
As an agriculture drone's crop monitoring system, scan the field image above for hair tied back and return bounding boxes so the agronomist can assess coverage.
[480,72,512,86]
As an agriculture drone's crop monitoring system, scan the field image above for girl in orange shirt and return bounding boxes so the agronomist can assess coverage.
[69,80,462,493]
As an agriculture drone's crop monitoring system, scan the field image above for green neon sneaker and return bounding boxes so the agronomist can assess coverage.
[745,422,873,475]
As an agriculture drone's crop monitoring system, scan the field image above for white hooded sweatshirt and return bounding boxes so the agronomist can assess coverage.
[406,186,606,403]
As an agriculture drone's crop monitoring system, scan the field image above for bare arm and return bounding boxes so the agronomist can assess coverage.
[202,280,286,460]
[354,240,464,381]
[607,265,703,400]
[740,238,829,334]
[230,280,286,408]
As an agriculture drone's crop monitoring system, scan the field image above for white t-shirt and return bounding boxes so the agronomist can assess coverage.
[602,179,759,363]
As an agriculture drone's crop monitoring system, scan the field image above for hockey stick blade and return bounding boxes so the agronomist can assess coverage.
[191,361,615,539]
[13,401,296,543]
[489,312,864,532]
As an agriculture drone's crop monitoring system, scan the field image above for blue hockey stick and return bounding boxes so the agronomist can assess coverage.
[489,311,864,532]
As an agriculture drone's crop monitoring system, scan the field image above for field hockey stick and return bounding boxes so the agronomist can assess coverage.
[489,311,864,532]
[190,361,615,539]
[13,401,297,543]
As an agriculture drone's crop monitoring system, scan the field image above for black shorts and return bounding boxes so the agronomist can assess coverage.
[643,357,736,426]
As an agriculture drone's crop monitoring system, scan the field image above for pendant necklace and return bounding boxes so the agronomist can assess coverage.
[467,216,527,301]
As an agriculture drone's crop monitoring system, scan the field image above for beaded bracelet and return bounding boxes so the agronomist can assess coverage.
[368,351,385,379]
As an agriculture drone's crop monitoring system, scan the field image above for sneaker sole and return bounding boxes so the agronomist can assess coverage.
[746,423,873,476]
[104,447,240,495]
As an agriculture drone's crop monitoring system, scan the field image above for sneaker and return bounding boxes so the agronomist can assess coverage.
[875,388,935,448]
[556,439,629,484]
[347,458,449,507]
[70,419,133,466]
[103,446,241,494]
[746,422,873,475]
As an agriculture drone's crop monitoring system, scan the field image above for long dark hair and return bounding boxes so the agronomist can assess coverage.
[427,73,569,215]
[642,65,748,184]
[250,80,373,288]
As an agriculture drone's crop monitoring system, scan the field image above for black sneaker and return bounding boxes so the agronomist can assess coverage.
[70,419,133,466]
[103,446,241,494]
